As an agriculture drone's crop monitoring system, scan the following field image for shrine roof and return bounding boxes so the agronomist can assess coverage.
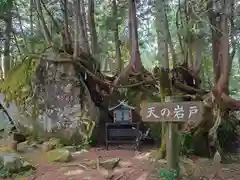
[108,100,135,111]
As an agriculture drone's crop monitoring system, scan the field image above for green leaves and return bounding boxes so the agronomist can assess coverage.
[159,169,180,180]
[0,0,13,13]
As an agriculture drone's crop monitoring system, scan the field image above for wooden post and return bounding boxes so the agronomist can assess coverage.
[165,96,182,173]
[140,95,203,178]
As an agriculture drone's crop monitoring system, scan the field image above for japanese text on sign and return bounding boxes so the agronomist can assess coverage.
[141,101,203,122]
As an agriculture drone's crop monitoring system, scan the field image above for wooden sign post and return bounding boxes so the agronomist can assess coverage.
[140,96,203,175]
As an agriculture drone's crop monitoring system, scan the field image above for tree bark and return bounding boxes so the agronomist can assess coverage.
[29,0,34,52]
[88,0,99,56]
[79,0,90,54]
[209,0,240,109]
[2,1,13,78]
[112,0,122,73]
[62,0,72,52]
[155,0,171,159]
[162,0,177,67]
[111,0,144,88]
[73,0,81,58]
[81,0,88,42]
[36,0,52,46]
[129,0,142,71]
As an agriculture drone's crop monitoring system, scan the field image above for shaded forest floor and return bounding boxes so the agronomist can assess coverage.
[13,146,156,180]
[3,143,240,180]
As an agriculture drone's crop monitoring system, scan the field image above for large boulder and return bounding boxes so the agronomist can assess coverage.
[34,56,100,144]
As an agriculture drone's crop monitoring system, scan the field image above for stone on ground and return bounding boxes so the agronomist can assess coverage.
[0,152,22,172]
[100,158,120,170]
[21,160,36,171]
[134,152,151,160]
[42,138,62,152]
[42,141,55,152]
[48,138,62,147]
[17,141,29,152]
[46,148,72,162]
[17,140,39,153]
[0,152,35,173]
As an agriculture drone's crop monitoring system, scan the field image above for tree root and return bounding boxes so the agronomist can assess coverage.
[174,80,207,95]
[110,64,156,93]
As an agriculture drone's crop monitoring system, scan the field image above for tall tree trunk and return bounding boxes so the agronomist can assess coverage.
[36,0,52,46]
[30,0,34,52]
[207,0,240,158]
[161,1,177,68]
[88,0,98,56]
[62,0,72,52]
[111,0,144,89]
[79,0,90,54]
[0,44,3,80]
[2,1,13,78]
[210,0,233,101]
[73,0,90,57]
[73,0,81,58]
[129,0,141,71]
[208,1,221,83]
[128,0,132,54]
[155,0,171,159]
[112,0,122,73]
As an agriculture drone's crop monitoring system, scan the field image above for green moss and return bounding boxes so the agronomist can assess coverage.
[0,57,38,113]
[0,146,13,153]
[46,148,71,163]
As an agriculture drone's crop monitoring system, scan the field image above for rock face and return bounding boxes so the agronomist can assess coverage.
[34,55,100,144]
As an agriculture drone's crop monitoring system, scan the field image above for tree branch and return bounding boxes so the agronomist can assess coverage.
[35,0,53,46]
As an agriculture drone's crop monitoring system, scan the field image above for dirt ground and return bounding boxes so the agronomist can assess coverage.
[20,146,157,180]
[3,144,240,180]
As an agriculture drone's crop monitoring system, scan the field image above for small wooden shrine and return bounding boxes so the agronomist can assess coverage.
[108,100,135,123]
[105,100,139,150]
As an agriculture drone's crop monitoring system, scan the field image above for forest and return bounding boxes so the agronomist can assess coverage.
[0,0,240,179]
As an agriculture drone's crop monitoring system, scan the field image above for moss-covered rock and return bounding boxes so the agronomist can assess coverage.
[46,148,72,163]
[20,160,36,172]
[0,58,37,110]
[3,154,22,173]
[42,141,55,152]
[42,138,63,152]
[100,158,120,170]
[0,152,35,174]
[48,138,62,148]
